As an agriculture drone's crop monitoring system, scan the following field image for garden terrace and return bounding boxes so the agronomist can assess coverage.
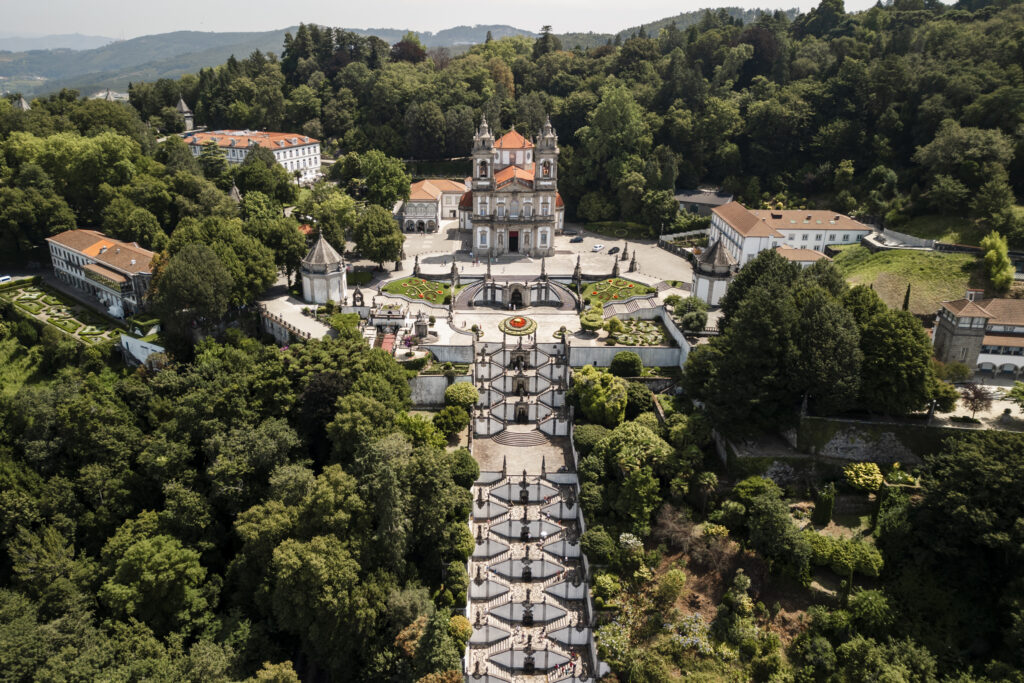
[581,278,656,308]
[382,277,466,305]
[0,281,125,345]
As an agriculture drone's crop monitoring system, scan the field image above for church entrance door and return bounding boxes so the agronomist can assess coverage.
[509,231,519,253]
[510,289,523,308]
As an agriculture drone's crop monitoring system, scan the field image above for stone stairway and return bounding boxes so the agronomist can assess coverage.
[492,429,552,447]
[467,470,595,681]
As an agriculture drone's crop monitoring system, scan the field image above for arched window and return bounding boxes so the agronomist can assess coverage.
[510,200,519,217]
[542,161,551,178]
[478,160,489,178]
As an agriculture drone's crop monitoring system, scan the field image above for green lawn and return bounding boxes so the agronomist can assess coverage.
[347,271,374,286]
[383,277,465,304]
[582,278,656,307]
[585,221,655,240]
[833,245,985,314]
[894,214,989,246]
[0,336,42,398]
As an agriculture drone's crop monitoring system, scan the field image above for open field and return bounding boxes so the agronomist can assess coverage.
[832,245,985,314]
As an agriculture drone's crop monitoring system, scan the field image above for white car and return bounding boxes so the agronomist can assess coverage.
[592,244,604,252]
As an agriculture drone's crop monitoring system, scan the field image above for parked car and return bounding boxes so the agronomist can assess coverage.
[570,236,584,243]
[592,244,604,252]
[608,247,620,255]
[0,276,11,284]
[563,229,578,236]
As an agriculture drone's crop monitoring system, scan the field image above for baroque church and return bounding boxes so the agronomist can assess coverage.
[458,116,564,258]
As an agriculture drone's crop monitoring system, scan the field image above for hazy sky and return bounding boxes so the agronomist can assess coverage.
[6,0,885,39]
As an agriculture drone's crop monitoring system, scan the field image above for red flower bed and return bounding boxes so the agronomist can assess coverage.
[509,317,527,328]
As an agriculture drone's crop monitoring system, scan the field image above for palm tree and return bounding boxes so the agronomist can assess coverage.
[696,471,718,516]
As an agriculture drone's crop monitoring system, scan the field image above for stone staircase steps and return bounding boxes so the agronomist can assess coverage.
[492,430,552,447]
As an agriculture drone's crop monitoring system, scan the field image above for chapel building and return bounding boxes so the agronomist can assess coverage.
[458,116,563,258]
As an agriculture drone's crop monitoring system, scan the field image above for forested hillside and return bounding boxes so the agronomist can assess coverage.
[124,3,1024,244]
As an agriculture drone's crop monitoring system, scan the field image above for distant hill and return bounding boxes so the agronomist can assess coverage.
[349,25,536,46]
[0,25,537,97]
[0,33,115,52]
[557,8,802,50]
[0,12,805,98]
[617,6,801,37]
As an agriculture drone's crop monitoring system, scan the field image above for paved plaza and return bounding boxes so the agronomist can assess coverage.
[354,220,693,287]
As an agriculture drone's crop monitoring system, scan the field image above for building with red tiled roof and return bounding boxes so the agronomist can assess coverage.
[182,130,321,184]
[395,178,469,232]
[709,202,871,266]
[459,117,563,258]
[933,292,1024,376]
[46,229,156,317]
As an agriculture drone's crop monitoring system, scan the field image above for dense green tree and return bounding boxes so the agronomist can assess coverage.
[981,230,1015,292]
[329,149,411,208]
[570,365,628,428]
[149,243,233,341]
[353,205,405,268]
[99,533,213,636]
[858,310,933,415]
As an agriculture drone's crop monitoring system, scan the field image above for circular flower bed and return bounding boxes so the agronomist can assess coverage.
[499,316,537,336]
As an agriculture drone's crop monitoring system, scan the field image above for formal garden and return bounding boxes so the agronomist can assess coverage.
[0,282,123,344]
[582,278,655,307]
[382,277,465,305]
[607,317,669,346]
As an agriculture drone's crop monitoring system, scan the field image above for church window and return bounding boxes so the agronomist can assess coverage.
[511,200,519,217]
[542,161,551,177]
[479,231,488,247]
[478,160,489,178]
[540,231,548,247]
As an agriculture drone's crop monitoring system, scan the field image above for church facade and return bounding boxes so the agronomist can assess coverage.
[458,117,564,258]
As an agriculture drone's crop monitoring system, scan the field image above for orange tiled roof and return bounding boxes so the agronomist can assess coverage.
[83,262,127,283]
[712,202,780,238]
[409,178,468,201]
[941,299,995,318]
[184,130,318,150]
[555,192,564,208]
[459,190,473,209]
[749,208,870,232]
[974,298,1024,326]
[46,229,155,274]
[775,246,830,262]
[494,129,533,149]
[982,334,1024,348]
[494,165,535,186]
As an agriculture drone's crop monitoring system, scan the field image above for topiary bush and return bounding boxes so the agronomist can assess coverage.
[573,423,611,456]
[610,350,643,377]
[843,462,883,492]
[444,382,479,410]
[812,482,836,526]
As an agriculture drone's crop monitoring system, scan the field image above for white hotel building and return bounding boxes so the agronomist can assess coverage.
[183,130,321,184]
[708,202,872,265]
[46,229,156,318]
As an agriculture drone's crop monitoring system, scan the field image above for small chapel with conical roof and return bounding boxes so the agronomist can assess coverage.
[458,116,564,258]
[301,234,347,305]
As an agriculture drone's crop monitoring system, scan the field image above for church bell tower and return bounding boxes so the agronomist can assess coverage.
[534,116,558,189]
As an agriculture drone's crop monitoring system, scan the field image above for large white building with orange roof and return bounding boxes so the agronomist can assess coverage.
[46,229,156,317]
[183,130,321,184]
[458,116,564,258]
[708,201,872,265]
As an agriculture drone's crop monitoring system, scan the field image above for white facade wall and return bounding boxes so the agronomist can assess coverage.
[710,212,870,265]
[189,141,321,183]
[694,274,729,306]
